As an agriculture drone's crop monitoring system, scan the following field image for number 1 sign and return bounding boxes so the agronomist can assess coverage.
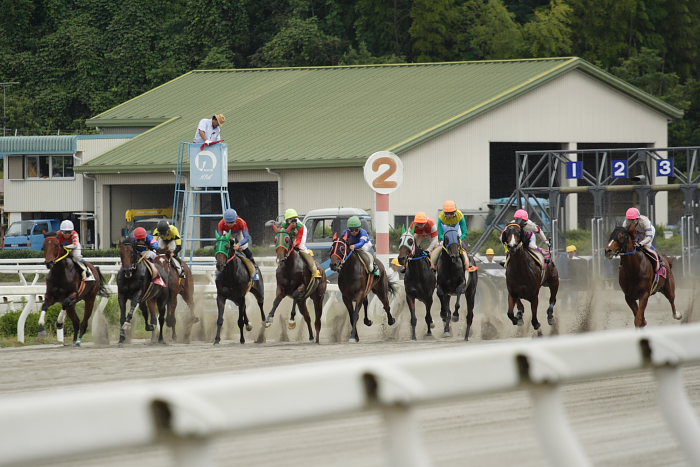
[364,151,404,194]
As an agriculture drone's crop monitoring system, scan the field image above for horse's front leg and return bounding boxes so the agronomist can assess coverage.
[377,288,395,326]
[157,300,168,344]
[465,278,477,341]
[634,293,650,328]
[547,276,559,326]
[118,293,128,345]
[236,299,247,344]
[166,294,177,343]
[530,296,540,331]
[342,295,360,343]
[312,295,323,344]
[506,293,519,325]
[405,292,418,340]
[362,297,372,327]
[214,294,226,345]
[250,286,266,325]
[623,294,640,326]
[265,287,285,327]
[65,305,81,346]
[38,295,57,337]
[438,292,451,337]
[423,296,435,337]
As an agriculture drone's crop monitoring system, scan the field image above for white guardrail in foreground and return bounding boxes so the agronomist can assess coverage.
[1,325,700,467]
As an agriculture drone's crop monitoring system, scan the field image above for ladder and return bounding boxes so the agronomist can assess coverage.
[173,142,231,263]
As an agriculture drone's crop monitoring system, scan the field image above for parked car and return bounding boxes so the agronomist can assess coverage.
[3,219,62,250]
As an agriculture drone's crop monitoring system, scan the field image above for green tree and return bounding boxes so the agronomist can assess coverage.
[409,0,460,62]
[458,0,524,60]
[522,0,573,57]
[354,0,412,57]
[340,42,405,65]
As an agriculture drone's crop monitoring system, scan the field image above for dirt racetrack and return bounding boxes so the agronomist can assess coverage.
[1,279,699,466]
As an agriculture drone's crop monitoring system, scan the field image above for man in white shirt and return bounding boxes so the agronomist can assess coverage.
[193,114,226,144]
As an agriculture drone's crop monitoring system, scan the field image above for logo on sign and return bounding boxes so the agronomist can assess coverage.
[195,151,217,180]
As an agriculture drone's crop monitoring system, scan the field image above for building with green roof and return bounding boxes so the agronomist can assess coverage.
[38,58,683,247]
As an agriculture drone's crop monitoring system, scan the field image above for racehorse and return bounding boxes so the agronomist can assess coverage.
[501,222,559,330]
[117,241,170,345]
[397,229,436,340]
[213,231,266,344]
[264,228,327,343]
[604,225,679,327]
[38,234,110,346]
[329,234,396,343]
[157,250,198,342]
[435,226,478,339]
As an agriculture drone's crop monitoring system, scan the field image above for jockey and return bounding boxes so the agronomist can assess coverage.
[154,220,185,278]
[57,220,94,281]
[132,227,166,286]
[216,208,256,265]
[512,209,550,253]
[408,212,438,255]
[622,207,658,269]
[279,208,322,279]
[430,200,471,271]
[342,216,380,277]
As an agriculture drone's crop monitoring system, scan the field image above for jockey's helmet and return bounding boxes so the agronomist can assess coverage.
[347,216,361,229]
[390,257,401,267]
[134,227,147,239]
[60,220,74,231]
[414,212,428,223]
[443,200,457,213]
[566,245,577,253]
[284,208,298,220]
[485,248,495,255]
[626,207,640,220]
[157,220,170,233]
[224,208,237,223]
[514,209,529,221]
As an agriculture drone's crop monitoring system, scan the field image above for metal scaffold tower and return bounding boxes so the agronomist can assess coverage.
[173,142,231,262]
[472,146,700,277]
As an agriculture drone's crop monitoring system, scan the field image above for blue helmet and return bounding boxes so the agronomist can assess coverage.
[224,208,237,223]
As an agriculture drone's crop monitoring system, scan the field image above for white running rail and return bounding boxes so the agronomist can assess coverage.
[1,325,699,467]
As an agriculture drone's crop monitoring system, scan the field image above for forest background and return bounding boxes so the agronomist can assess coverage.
[1,0,699,146]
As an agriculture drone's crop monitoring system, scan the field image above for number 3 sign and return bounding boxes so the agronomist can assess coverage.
[364,151,404,194]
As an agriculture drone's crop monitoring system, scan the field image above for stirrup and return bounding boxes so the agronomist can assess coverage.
[313,270,322,278]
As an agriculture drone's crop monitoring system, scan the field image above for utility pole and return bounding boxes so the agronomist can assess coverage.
[0,82,19,137]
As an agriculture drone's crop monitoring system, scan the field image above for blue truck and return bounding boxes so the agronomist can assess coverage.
[3,219,62,250]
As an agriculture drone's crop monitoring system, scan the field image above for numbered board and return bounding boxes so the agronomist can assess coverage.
[657,158,673,177]
[364,151,404,194]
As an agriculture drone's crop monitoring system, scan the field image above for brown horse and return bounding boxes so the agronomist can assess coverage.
[604,225,680,327]
[265,228,327,343]
[38,235,110,346]
[501,223,559,330]
[157,251,198,342]
[329,234,396,343]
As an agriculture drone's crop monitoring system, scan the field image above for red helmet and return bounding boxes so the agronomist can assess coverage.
[133,227,147,239]
[625,207,640,220]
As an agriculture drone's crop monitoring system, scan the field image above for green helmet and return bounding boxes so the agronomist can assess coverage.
[284,208,298,220]
[347,216,361,228]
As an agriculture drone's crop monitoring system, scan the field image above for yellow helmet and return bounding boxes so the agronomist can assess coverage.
[391,258,401,267]
[566,245,577,253]
[485,248,495,255]
[284,208,298,220]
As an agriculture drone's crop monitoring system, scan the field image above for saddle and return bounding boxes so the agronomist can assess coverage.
[235,253,258,292]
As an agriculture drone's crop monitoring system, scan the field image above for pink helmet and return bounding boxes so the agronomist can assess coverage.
[625,207,640,220]
[514,209,528,221]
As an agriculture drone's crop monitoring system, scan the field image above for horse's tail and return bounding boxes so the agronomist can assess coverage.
[666,256,674,269]
[95,267,111,297]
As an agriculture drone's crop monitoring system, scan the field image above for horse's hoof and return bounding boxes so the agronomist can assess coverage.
[38,330,47,338]
[411,335,417,341]
[213,340,220,345]
[442,331,451,338]
[145,324,154,331]
[287,320,296,330]
[264,321,272,328]
[533,323,541,331]
[674,313,682,320]
[387,317,395,326]
[245,323,253,332]
[240,339,245,345]
[73,342,81,347]
[122,322,131,331]
[192,317,200,324]
[348,338,359,343]
[430,322,435,329]
[364,319,373,327]
[118,342,124,348]
[547,316,555,326]
[517,318,524,326]
[451,314,459,323]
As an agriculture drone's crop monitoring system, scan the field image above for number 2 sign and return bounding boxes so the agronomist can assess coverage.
[364,151,404,194]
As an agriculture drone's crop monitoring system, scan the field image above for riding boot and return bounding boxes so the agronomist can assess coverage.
[301,250,322,278]
[242,248,260,280]
[78,260,95,281]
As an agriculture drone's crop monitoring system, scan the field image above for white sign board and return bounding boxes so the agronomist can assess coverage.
[189,143,228,188]
[363,151,403,194]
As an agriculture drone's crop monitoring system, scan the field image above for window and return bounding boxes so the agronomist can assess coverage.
[24,155,74,180]
[6,221,35,236]
[7,155,23,179]
[310,218,335,242]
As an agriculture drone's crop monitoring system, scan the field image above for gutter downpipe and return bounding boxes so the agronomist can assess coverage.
[266,168,283,217]
[82,173,99,249]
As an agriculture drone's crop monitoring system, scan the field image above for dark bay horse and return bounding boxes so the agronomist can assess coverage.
[329,234,396,343]
[213,231,266,344]
[397,229,436,340]
[501,222,559,330]
[604,225,679,327]
[38,235,110,346]
[265,228,327,343]
[157,250,198,342]
[117,242,170,345]
[435,226,478,339]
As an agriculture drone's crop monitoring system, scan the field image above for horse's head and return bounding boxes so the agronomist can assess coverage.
[442,226,461,262]
[397,228,415,266]
[43,235,65,269]
[273,225,293,262]
[214,231,233,272]
[119,241,138,278]
[501,223,524,251]
[329,233,349,271]
[605,226,633,259]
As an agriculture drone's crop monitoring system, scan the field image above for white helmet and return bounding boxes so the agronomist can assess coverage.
[60,220,74,231]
